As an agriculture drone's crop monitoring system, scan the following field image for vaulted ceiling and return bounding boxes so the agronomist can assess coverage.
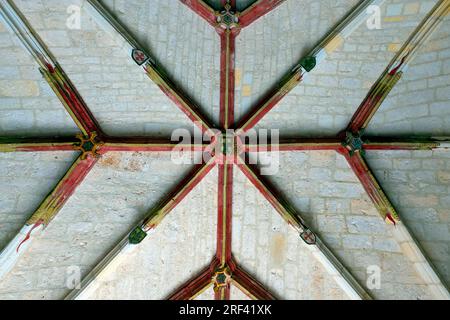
[0,0,449,300]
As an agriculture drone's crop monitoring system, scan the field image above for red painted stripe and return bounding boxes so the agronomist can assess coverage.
[363,143,437,151]
[101,137,208,152]
[214,285,231,300]
[16,221,44,252]
[236,72,302,134]
[232,263,276,300]
[243,138,341,152]
[50,156,98,211]
[101,144,206,152]
[219,29,238,129]
[13,144,77,152]
[348,93,385,133]
[167,265,213,300]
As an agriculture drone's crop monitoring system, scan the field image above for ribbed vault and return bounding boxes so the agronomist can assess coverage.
[0,0,449,300]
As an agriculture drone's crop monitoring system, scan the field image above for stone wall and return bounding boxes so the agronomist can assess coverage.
[0,21,79,136]
[236,151,438,299]
[0,152,210,299]
[13,0,203,138]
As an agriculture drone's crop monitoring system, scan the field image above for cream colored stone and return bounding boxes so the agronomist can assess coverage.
[235,68,242,87]
[400,241,424,263]
[388,43,401,52]
[0,80,39,97]
[242,85,252,97]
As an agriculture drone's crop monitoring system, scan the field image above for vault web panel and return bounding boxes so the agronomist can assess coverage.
[100,0,221,126]
[235,0,360,123]
[232,166,349,300]
[14,0,196,138]
[0,152,199,299]
[82,165,218,300]
[253,0,439,138]
[0,151,79,252]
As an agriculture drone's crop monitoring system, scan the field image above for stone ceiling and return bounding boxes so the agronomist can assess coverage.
[0,0,449,300]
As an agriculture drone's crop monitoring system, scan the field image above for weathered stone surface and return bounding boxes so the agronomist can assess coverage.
[237,0,435,137]
[0,80,39,97]
[0,0,448,300]
[0,16,79,135]
[367,14,450,136]
[245,151,438,299]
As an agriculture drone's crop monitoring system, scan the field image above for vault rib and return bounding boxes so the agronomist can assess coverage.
[84,0,215,136]
[236,157,372,300]
[348,0,450,133]
[65,158,216,300]
[340,149,450,299]
[0,0,102,136]
[230,259,277,300]
[0,154,98,281]
[0,137,79,152]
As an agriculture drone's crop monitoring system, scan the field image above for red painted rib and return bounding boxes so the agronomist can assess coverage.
[239,0,286,28]
[232,263,277,300]
[340,148,399,222]
[44,65,102,136]
[236,71,302,134]
[216,164,233,266]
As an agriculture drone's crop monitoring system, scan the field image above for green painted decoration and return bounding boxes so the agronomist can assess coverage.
[216,272,227,284]
[129,226,147,244]
[299,56,316,72]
